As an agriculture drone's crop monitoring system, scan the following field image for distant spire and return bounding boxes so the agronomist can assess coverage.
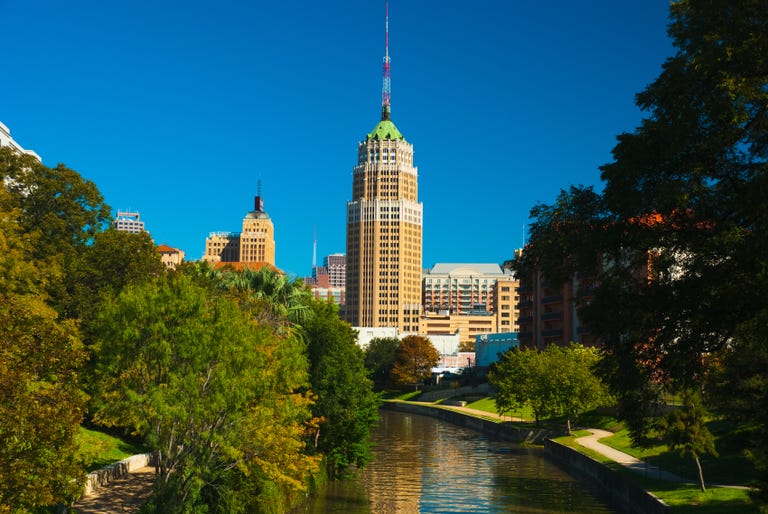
[381,0,391,121]
[254,179,264,212]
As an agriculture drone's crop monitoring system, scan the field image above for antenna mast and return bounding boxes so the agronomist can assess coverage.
[381,0,391,121]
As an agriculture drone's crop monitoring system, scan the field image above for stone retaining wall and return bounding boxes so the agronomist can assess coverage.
[83,452,155,496]
[544,440,670,514]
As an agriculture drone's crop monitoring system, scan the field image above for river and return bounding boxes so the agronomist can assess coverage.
[296,409,617,513]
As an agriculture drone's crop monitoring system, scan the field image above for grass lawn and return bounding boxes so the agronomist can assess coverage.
[598,420,756,486]
[465,396,536,422]
[76,426,148,471]
[553,433,761,514]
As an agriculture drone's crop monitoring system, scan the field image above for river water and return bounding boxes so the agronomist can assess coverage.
[297,409,617,513]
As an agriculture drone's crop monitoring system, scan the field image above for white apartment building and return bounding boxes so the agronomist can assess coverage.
[0,121,41,161]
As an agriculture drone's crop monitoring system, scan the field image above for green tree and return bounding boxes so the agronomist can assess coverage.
[517,1,768,456]
[489,344,611,432]
[391,335,439,391]
[217,266,313,326]
[660,389,717,492]
[90,274,318,512]
[0,148,110,308]
[363,337,400,391]
[303,302,380,477]
[0,186,87,511]
[64,228,166,321]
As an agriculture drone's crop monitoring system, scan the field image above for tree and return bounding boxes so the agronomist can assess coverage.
[303,302,380,477]
[390,335,439,391]
[0,148,111,310]
[489,344,611,432]
[660,389,717,492]
[517,1,768,457]
[0,186,87,511]
[64,228,166,321]
[90,274,318,512]
[363,337,400,391]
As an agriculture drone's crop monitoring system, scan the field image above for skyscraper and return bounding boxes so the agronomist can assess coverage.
[344,1,423,332]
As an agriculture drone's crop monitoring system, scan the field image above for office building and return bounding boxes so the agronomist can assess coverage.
[0,121,41,161]
[113,211,146,234]
[203,191,275,267]
[344,5,423,332]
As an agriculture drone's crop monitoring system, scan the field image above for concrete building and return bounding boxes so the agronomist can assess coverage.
[475,332,519,368]
[324,253,346,288]
[157,244,185,269]
[113,211,146,234]
[344,37,423,333]
[203,192,275,267]
[422,263,515,315]
[0,121,41,161]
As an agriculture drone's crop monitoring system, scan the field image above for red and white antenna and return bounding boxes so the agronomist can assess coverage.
[381,0,391,121]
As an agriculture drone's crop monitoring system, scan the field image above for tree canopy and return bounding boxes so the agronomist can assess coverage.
[390,335,439,391]
[517,0,768,489]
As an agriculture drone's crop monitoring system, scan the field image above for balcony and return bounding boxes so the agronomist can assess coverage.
[518,300,533,308]
[542,295,563,304]
[518,316,533,324]
[541,312,562,321]
[542,329,563,338]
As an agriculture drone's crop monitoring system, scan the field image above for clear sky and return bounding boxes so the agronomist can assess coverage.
[1,0,673,277]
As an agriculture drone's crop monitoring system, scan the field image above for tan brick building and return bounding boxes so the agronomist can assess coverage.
[344,116,423,333]
[203,193,275,267]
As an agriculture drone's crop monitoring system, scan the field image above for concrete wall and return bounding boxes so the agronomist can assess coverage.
[544,440,670,514]
[83,452,155,496]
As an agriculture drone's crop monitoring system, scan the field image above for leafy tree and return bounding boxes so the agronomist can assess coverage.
[489,344,611,432]
[488,346,548,424]
[303,302,380,477]
[217,266,313,326]
[0,186,87,511]
[517,1,768,458]
[660,389,717,492]
[390,335,439,391]
[64,228,166,321]
[363,337,400,391]
[90,274,318,512]
[0,148,111,310]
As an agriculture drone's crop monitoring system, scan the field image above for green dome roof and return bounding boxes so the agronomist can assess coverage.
[367,119,405,141]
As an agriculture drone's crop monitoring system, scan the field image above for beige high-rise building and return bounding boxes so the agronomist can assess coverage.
[344,2,423,332]
[345,117,423,332]
[203,193,275,267]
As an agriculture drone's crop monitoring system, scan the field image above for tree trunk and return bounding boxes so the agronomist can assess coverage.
[566,417,572,436]
[695,455,706,492]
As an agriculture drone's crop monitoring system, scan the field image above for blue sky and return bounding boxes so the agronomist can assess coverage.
[1,1,673,277]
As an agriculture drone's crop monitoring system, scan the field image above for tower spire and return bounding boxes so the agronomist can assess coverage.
[381,0,391,121]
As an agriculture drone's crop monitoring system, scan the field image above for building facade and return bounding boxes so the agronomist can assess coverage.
[0,121,41,161]
[422,263,515,315]
[157,244,185,269]
[344,7,423,333]
[113,211,146,234]
[203,193,275,267]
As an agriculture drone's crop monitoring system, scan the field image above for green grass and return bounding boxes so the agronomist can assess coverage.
[465,397,536,422]
[553,433,761,513]
[599,421,756,486]
[76,426,148,471]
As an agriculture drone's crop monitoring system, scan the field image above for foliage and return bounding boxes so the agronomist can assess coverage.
[90,274,318,512]
[64,228,166,321]
[516,0,768,473]
[660,390,717,492]
[216,266,314,326]
[363,337,400,391]
[0,186,87,511]
[76,426,148,472]
[304,302,380,477]
[489,344,611,431]
[390,335,439,391]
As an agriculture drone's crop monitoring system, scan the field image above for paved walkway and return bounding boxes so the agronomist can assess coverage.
[574,429,688,482]
[73,466,155,513]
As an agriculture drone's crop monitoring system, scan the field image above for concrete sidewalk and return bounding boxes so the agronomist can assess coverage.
[575,429,688,483]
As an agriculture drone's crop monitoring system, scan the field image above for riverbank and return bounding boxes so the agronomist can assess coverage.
[385,400,671,514]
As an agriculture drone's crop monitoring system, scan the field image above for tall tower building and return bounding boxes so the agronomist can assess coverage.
[345,1,423,332]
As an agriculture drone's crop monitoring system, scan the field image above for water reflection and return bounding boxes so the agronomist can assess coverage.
[298,410,615,513]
